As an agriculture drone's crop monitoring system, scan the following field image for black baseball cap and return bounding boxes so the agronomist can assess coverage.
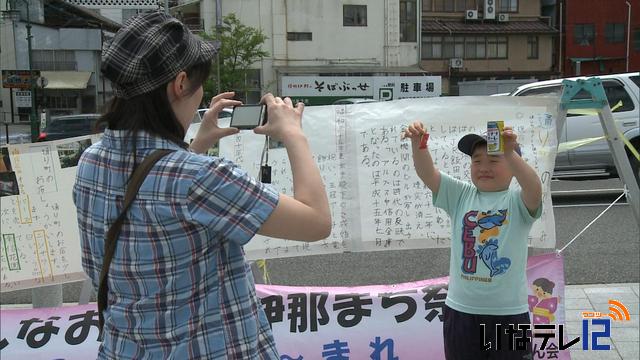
[457,134,521,156]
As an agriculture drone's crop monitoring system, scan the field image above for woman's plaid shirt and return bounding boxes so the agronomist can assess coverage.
[73,130,280,359]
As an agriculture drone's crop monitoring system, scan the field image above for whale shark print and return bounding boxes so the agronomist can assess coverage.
[476,238,511,277]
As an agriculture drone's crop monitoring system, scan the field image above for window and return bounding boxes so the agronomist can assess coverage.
[287,32,312,41]
[465,36,486,59]
[42,92,78,110]
[423,35,508,59]
[603,81,635,112]
[487,36,507,58]
[574,24,595,46]
[442,36,464,58]
[518,85,562,97]
[422,36,443,58]
[245,69,262,104]
[635,28,640,51]
[343,5,367,26]
[527,36,538,59]
[499,0,518,12]
[32,50,77,71]
[425,0,476,11]
[400,0,417,42]
[605,23,625,43]
[433,0,454,12]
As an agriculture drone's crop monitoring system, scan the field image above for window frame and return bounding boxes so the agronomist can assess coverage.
[400,0,418,42]
[605,23,625,43]
[465,36,486,59]
[343,5,368,27]
[487,36,508,59]
[423,35,510,60]
[527,36,539,59]
[498,0,518,13]
[422,35,443,59]
[287,32,312,41]
[574,24,595,46]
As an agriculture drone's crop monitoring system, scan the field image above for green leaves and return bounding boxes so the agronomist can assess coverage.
[202,13,269,101]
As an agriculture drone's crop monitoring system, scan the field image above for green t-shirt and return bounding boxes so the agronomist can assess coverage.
[434,172,542,315]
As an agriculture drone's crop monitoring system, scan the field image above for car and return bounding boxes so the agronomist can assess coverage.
[38,114,103,141]
[508,72,640,183]
[332,98,378,105]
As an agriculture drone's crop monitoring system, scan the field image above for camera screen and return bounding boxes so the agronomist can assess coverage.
[230,105,265,128]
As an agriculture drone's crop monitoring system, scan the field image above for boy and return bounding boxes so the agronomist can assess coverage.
[402,121,542,360]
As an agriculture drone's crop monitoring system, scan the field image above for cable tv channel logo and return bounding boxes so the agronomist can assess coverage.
[580,299,631,350]
[479,299,631,352]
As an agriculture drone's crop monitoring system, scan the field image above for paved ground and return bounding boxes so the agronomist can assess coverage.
[564,283,639,360]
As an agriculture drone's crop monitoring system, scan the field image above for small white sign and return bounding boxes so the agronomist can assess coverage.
[14,91,32,108]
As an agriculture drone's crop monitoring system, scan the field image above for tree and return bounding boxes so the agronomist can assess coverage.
[202,13,269,102]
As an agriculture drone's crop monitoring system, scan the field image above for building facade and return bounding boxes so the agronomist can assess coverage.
[171,0,431,105]
[421,0,557,95]
[561,0,640,77]
[1,0,120,123]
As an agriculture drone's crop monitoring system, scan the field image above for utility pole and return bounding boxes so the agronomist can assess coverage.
[626,1,631,72]
[216,0,222,94]
[18,0,38,141]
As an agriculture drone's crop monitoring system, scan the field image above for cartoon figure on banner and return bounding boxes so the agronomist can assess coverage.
[528,277,558,324]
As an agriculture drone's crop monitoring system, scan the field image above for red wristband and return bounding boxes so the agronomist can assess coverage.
[419,133,429,149]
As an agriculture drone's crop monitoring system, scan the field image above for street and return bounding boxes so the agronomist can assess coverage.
[1,178,637,304]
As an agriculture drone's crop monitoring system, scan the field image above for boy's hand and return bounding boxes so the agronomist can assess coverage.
[502,126,519,154]
[401,121,426,140]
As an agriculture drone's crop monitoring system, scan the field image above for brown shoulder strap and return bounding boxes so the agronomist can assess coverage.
[97,149,174,339]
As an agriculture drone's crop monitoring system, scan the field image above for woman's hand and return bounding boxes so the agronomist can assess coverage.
[190,92,241,154]
[253,94,305,144]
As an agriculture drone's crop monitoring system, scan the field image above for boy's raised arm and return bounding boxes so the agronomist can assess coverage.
[503,127,542,214]
[402,121,441,194]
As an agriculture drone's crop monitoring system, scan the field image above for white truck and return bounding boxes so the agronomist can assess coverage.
[508,72,640,185]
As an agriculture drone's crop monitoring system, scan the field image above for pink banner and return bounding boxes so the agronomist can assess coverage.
[0,254,570,359]
[526,252,571,360]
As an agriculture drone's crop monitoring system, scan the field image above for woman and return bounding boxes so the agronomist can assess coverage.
[73,12,331,359]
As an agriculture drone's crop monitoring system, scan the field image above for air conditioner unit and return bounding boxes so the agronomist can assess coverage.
[498,13,509,22]
[465,10,478,20]
[450,58,464,69]
[484,0,496,20]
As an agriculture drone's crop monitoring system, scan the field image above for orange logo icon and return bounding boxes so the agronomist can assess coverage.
[608,300,630,321]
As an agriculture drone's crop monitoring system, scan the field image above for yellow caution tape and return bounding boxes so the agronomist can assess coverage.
[256,259,271,284]
[567,100,623,115]
[560,100,638,161]
[557,137,605,153]
[619,130,640,161]
[556,134,638,161]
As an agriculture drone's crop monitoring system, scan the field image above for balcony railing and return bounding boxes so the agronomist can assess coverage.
[182,16,204,34]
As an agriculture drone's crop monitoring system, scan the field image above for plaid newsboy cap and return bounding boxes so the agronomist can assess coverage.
[101,12,219,99]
